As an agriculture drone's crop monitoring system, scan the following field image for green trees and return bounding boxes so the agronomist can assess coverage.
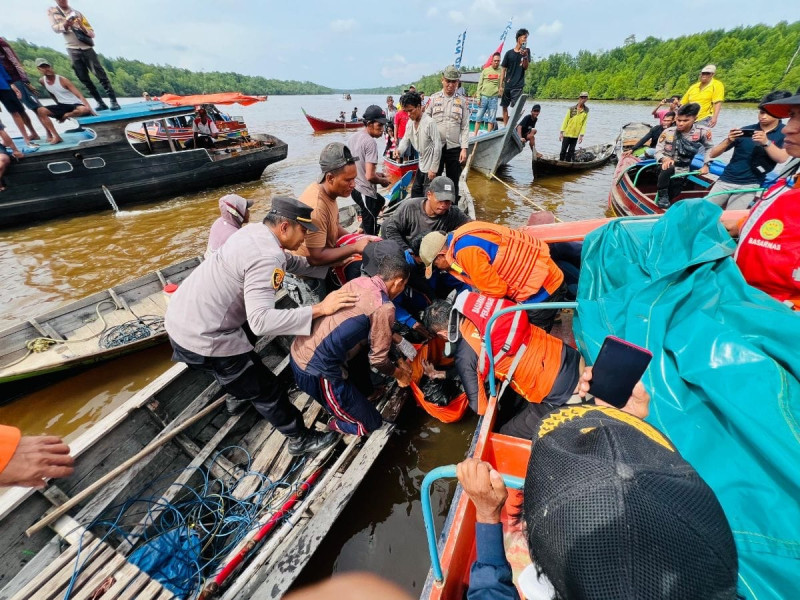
[9,39,333,96]
[415,21,800,102]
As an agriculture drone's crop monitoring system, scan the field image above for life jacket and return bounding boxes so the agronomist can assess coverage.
[0,424,21,475]
[331,233,381,286]
[444,222,563,301]
[452,291,564,414]
[735,180,800,310]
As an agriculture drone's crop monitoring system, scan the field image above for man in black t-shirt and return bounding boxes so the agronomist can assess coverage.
[517,104,540,150]
[499,28,530,126]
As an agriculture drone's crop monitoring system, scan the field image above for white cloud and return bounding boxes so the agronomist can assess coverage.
[426,7,438,17]
[330,19,357,33]
[469,0,501,16]
[448,10,466,24]
[536,20,563,35]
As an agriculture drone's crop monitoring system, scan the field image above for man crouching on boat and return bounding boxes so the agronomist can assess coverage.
[165,197,358,456]
[290,250,413,436]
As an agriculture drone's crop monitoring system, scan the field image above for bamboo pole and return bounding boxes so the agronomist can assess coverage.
[26,396,226,537]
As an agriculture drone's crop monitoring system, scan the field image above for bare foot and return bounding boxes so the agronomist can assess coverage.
[51,137,64,144]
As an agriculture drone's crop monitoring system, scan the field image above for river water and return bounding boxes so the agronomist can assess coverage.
[0,95,755,594]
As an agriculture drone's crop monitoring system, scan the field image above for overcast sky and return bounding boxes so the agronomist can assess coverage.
[3,1,791,88]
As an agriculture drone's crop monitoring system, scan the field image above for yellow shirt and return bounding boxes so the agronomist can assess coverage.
[560,107,589,138]
[681,79,725,121]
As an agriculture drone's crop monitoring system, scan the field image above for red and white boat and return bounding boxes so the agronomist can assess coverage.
[302,108,364,133]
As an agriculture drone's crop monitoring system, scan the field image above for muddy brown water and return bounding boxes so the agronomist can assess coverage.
[0,95,755,594]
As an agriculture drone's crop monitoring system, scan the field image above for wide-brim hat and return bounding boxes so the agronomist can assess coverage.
[762,89,800,119]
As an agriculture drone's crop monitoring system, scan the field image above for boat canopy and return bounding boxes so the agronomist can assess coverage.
[573,199,800,599]
[158,92,267,107]
[77,101,194,125]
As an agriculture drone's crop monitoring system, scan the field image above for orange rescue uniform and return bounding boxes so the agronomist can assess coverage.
[0,424,21,475]
[443,222,564,302]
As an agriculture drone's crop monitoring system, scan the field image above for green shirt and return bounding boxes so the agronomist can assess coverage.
[476,66,502,98]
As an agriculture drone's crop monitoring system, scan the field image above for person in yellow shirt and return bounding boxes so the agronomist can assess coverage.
[681,64,725,127]
[559,92,589,161]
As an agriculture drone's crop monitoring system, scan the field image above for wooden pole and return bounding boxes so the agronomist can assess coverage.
[26,396,226,537]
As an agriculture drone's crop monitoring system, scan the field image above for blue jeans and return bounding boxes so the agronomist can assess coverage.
[474,95,498,123]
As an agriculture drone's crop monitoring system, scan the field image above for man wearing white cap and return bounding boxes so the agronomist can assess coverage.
[681,65,725,128]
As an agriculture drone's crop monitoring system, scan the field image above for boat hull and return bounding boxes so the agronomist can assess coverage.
[303,108,365,132]
[383,157,419,181]
[0,135,287,229]
[532,143,615,176]
[466,95,527,177]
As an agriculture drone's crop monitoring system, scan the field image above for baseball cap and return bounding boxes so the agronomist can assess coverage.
[318,142,358,183]
[419,231,448,278]
[428,176,456,202]
[701,64,717,74]
[579,91,589,98]
[442,65,461,81]
[523,405,738,599]
[761,87,800,119]
[267,196,319,232]
[362,105,388,124]
[35,58,51,67]
[361,239,404,277]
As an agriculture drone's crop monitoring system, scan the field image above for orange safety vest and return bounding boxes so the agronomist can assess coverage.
[444,222,564,301]
[460,318,564,414]
[0,425,21,476]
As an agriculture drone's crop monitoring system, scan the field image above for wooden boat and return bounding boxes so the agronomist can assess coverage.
[532,142,616,177]
[608,154,713,216]
[302,108,364,133]
[383,156,419,181]
[466,95,527,177]
[1,101,287,229]
[0,292,409,600]
[619,121,654,151]
[0,258,200,395]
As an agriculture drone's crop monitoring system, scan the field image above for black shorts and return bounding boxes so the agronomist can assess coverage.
[0,88,24,115]
[43,103,81,119]
[541,343,582,405]
[500,86,523,108]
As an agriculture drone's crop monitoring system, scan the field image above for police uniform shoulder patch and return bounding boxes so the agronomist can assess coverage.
[272,268,285,289]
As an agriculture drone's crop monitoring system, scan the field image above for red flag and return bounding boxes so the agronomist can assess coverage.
[482,42,504,68]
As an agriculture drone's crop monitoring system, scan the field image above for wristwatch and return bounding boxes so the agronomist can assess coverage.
[762,140,772,148]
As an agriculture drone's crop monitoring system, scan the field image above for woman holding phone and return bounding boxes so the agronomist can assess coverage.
[706,90,792,209]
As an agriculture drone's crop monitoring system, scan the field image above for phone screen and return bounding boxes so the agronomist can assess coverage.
[739,129,756,137]
[588,336,653,408]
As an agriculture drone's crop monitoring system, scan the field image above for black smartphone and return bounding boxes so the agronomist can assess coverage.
[739,129,756,137]
[588,336,653,408]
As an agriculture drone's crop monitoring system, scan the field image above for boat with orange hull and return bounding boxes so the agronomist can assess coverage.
[302,108,365,132]
[419,210,748,600]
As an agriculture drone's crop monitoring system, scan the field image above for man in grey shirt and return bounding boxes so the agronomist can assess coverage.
[382,176,471,253]
[395,90,442,198]
[165,197,358,456]
[348,105,390,236]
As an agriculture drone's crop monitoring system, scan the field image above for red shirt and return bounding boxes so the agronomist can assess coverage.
[735,180,800,310]
[394,110,409,139]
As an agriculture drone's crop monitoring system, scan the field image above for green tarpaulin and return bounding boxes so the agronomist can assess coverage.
[574,199,800,599]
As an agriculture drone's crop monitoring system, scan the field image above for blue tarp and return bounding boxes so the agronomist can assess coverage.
[573,199,800,599]
[129,527,201,598]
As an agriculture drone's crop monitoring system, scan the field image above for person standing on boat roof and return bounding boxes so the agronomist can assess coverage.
[188,106,219,149]
[293,143,372,301]
[653,102,713,209]
[473,53,503,137]
[205,193,253,258]
[458,404,738,600]
[426,65,471,201]
[47,0,120,111]
[559,93,589,162]
[623,111,676,158]
[165,197,358,456]
[517,104,540,151]
[0,44,43,148]
[395,91,442,198]
[498,28,531,127]
[681,64,724,128]
[705,90,791,210]
[290,251,413,436]
[35,58,92,143]
[347,105,391,236]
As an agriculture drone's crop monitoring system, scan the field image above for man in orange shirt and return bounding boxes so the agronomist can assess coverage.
[418,221,565,331]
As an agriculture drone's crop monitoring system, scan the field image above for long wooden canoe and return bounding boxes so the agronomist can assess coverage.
[302,108,365,133]
[532,142,616,177]
[466,95,527,177]
[0,291,409,600]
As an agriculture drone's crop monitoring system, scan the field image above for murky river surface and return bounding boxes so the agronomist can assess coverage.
[0,95,755,593]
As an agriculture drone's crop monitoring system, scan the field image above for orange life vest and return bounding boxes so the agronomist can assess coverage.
[0,425,21,476]
[444,222,563,301]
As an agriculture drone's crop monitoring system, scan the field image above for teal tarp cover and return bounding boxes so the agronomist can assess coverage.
[573,200,800,599]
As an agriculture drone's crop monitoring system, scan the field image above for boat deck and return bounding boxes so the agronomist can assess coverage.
[8,129,96,155]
